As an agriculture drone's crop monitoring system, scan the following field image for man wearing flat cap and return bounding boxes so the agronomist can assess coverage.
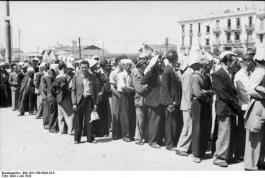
[132,57,148,145]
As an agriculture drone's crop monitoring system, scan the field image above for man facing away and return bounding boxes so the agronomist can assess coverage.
[72,60,98,144]
[53,61,74,135]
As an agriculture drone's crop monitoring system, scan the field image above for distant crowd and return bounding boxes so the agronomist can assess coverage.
[0,46,264,171]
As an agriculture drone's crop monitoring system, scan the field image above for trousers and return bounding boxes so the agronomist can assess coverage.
[177,110,192,152]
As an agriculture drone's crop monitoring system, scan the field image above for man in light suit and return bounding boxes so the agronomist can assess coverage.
[72,60,98,144]
[212,51,241,167]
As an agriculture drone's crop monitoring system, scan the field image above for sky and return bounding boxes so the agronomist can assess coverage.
[0,1,264,54]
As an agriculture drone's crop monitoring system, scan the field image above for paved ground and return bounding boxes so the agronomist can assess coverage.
[0,107,244,171]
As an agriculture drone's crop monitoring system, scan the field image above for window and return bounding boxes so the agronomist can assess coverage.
[249,16,253,26]
[198,23,201,33]
[216,33,220,38]
[206,39,210,45]
[235,32,240,40]
[182,25,185,33]
[190,24,193,33]
[261,18,264,30]
[216,20,220,29]
[206,26,210,33]
[260,34,264,43]
[227,33,231,41]
[228,19,231,28]
[236,18,240,27]
[190,36,192,46]
[182,36,185,46]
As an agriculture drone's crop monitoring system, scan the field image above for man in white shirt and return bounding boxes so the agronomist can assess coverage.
[116,59,135,142]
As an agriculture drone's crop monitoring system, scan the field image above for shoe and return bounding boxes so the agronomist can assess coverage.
[29,112,33,115]
[12,109,15,111]
[213,161,228,167]
[192,156,201,163]
[18,114,24,116]
[74,141,80,144]
[135,140,144,145]
[60,132,67,134]
[235,156,244,161]
[158,141,165,146]
[149,143,161,149]
[123,137,131,142]
[49,130,58,133]
[88,140,97,144]
[176,150,188,156]
[228,158,240,164]
[166,147,178,151]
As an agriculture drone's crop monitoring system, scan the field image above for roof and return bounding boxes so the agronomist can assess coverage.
[26,52,42,57]
[138,43,177,52]
[83,45,102,50]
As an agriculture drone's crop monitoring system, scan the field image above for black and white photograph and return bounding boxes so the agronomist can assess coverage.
[0,0,265,174]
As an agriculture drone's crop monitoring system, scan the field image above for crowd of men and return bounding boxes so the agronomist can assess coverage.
[0,46,264,171]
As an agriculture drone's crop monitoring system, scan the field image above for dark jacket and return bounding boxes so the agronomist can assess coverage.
[34,71,44,90]
[42,70,56,102]
[212,67,241,116]
[141,67,163,108]
[40,75,47,100]
[161,65,181,106]
[71,71,98,106]
[132,68,148,107]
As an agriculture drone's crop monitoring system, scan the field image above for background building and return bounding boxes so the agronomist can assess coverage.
[178,7,265,55]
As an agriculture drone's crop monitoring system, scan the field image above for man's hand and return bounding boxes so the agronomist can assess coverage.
[167,104,175,113]
[73,104,77,112]
[93,105,97,111]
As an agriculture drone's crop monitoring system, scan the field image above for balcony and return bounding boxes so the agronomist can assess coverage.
[189,30,193,36]
[197,32,202,37]
[256,28,265,35]
[213,40,221,46]
[206,31,210,35]
[180,46,186,51]
[224,26,232,32]
[234,40,242,44]
[232,26,242,32]
[245,25,255,31]
[244,38,255,44]
[213,27,221,33]
[223,40,233,46]
[181,31,185,37]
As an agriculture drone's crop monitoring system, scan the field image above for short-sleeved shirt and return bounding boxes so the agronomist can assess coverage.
[116,70,133,93]
[109,67,120,86]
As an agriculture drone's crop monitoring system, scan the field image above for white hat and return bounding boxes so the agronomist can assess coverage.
[121,59,133,65]
[50,64,58,72]
[144,55,160,75]
[88,58,98,68]
[253,44,265,62]
[67,62,75,69]
[138,53,148,59]
[179,53,189,70]
[27,67,35,72]
[18,62,24,66]
[33,57,39,62]
[188,49,202,66]
[0,62,4,67]
[92,55,100,60]
[40,62,47,68]
[22,63,29,68]
[219,51,236,60]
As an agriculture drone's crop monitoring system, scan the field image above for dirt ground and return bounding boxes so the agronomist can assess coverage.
[0,107,244,171]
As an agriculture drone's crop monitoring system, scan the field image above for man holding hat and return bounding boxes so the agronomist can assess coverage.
[211,51,241,167]
[132,56,148,145]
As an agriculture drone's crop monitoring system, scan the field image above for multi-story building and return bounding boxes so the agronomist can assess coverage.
[178,7,265,54]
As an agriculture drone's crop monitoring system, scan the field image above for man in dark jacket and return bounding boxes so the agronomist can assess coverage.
[132,57,148,145]
[42,64,59,133]
[161,50,182,151]
[141,55,165,149]
[212,51,241,167]
[34,62,45,119]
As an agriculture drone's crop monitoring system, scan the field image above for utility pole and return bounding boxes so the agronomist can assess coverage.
[164,37,168,55]
[5,0,12,63]
[78,37,81,59]
[124,42,127,55]
[18,27,20,60]
[103,42,104,58]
